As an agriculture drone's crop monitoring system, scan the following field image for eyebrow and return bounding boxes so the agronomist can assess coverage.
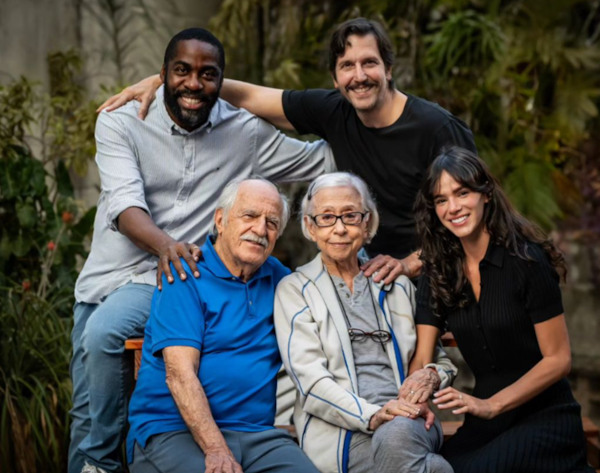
[171,60,191,69]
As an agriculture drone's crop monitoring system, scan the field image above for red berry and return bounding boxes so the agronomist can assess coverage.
[62,211,74,224]
[47,241,56,251]
[22,280,31,291]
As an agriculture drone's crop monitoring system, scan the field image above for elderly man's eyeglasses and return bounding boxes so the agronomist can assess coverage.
[310,211,369,227]
[347,328,392,344]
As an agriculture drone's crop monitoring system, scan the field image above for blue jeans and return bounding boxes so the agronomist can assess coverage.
[69,283,155,473]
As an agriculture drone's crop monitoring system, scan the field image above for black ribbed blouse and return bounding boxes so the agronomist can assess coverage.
[416,242,593,473]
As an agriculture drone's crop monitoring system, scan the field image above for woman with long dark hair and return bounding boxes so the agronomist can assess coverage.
[412,146,593,472]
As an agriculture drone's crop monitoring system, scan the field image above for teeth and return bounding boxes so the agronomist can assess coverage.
[181,97,201,105]
[451,216,468,224]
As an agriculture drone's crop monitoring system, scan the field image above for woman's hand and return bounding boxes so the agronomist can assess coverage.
[433,387,498,419]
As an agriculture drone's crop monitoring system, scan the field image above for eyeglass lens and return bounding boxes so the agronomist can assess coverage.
[348,328,391,343]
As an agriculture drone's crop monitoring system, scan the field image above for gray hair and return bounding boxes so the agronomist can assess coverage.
[300,172,379,242]
[212,177,290,237]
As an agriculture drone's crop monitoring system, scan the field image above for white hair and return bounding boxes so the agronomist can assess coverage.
[212,177,290,237]
[300,172,379,242]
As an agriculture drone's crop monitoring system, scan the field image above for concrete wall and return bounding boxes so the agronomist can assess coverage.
[1,0,80,85]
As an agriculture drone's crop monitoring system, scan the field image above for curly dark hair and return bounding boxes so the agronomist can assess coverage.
[414,146,566,316]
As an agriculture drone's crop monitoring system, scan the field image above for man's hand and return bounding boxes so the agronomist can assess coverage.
[204,448,243,473]
[96,74,162,120]
[157,240,202,290]
[361,251,422,284]
[399,367,441,404]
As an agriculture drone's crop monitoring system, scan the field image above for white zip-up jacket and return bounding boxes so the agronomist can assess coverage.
[274,253,457,473]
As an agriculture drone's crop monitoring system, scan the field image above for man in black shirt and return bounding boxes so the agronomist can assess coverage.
[100,18,476,284]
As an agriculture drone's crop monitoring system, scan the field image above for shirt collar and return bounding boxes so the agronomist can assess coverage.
[482,241,505,268]
[156,85,222,136]
[201,236,270,282]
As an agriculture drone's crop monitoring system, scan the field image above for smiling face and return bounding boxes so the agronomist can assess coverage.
[332,34,392,116]
[434,171,489,244]
[213,181,283,281]
[161,39,223,131]
[306,186,369,268]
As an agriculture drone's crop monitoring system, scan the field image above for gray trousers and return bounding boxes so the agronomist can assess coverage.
[349,416,453,473]
[130,428,319,473]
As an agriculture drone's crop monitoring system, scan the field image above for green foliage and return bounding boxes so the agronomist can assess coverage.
[425,10,505,77]
[0,52,96,473]
[419,0,600,229]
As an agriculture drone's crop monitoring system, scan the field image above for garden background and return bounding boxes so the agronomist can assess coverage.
[1,0,599,471]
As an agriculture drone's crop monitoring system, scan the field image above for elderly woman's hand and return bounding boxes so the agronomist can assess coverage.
[368,398,427,431]
[399,368,441,404]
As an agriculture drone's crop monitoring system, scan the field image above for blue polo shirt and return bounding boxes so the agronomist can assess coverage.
[126,237,290,461]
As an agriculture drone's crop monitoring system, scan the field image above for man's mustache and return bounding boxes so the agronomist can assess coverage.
[241,234,268,247]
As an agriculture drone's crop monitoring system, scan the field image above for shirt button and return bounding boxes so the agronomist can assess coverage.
[476,324,482,329]
[249,301,253,305]
[177,201,183,206]
[483,345,488,350]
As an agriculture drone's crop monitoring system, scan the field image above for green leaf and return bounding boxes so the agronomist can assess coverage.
[55,161,74,197]
[12,232,32,258]
[15,200,37,228]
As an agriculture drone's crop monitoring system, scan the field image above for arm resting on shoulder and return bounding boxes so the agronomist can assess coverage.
[362,250,423,285]
[117,207,200,288]
[97,74,162,119]
[221,79,295,131]
[163,346,242,473]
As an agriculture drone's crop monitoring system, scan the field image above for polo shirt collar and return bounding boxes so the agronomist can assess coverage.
[482,241,505,268]
[201,236,270,282]
[156,85,222,135]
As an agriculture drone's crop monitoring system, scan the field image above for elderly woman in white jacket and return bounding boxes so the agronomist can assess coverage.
[274,172,457,473]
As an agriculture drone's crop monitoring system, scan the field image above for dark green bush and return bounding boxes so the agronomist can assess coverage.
[0,52,96,473]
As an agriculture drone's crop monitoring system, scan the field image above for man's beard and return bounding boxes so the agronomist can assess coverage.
[164,83,220,130]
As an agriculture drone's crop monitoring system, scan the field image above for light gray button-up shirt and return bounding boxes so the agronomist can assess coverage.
[75,86,334,303]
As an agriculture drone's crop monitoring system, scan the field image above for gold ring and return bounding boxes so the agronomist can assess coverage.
[385,408,390,414]
[459,394,463,400]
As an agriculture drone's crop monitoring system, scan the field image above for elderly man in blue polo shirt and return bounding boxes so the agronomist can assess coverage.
[126,178,319,473]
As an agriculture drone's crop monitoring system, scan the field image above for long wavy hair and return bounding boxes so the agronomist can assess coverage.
[414,146,566,316]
